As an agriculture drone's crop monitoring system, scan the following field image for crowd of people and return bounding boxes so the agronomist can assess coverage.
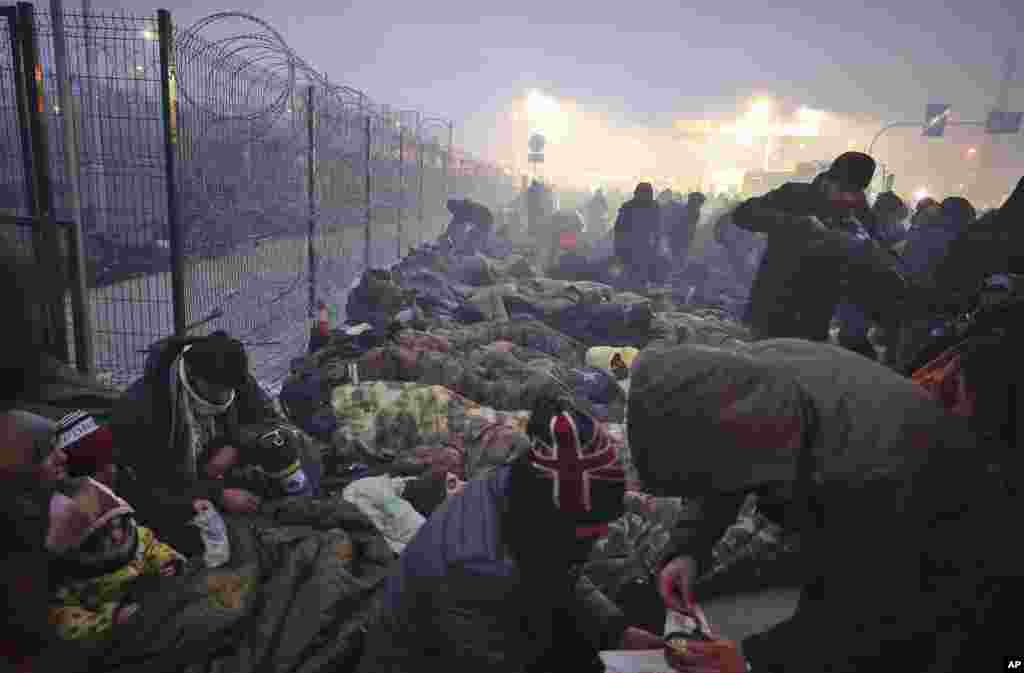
[1,147,1022,673]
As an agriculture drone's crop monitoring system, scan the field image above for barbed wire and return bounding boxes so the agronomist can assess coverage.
[174,11,383,140]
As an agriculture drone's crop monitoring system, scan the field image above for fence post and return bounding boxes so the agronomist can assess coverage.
[416,115,424,247]
[18,1,71,363]
[50,0,94,374]
[306,85,317,328]
[397,126,404,259]
[444,121,453,199]
[3,6,34,214]
[157,8,187,337]
[80,0,108,235]
[364,114,371,268]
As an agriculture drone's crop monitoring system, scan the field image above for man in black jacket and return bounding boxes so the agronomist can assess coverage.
[732,152,904,342]
[614,182,661,286]
[628,341,1011,673]
[670,192,705,264]
[109,332,305,558]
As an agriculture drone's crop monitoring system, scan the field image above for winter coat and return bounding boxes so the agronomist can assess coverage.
[109,338,284,554]
[732,182,897,341]
[899,213,967,285]
[0,474,57,662]
[668,203,699,260]
[613,199,661,267]
[628,339,1003,672]
[357,466,627,673]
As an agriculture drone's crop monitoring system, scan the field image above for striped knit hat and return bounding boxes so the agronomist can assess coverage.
[56,411,115,478]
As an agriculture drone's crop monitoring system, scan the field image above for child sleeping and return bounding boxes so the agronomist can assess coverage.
[46,476,185,641]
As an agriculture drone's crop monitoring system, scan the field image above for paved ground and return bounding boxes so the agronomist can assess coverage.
[702,586,801,643]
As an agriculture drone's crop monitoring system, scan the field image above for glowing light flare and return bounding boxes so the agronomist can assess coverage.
[710,168,745,191]
[967,147,978,157]
[524,89,570,144]
[914,187,930,203]
[750,99,774,118]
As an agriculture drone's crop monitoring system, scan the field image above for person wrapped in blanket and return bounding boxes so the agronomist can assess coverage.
[356,395,663,673]
[46,476,185,642]
[110,332,318,561]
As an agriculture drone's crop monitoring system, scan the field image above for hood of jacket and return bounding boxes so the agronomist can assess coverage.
[628,339,971,496]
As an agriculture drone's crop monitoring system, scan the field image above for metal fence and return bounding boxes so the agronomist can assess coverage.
[2,3,522,391]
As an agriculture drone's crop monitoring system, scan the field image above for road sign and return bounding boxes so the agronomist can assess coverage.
[923,104,951,137]
[528,152,544,163]
[528,134,546,153]
[986,110,1023,134]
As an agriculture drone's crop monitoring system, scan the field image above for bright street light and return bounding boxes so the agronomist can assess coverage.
[750,99,773,117]
[141,29,157,41]
[524,89,569,143]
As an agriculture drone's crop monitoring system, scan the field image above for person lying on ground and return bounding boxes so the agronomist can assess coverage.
[357,395,663,673]
[628,339,1010,673]
[46,476,186,643]
[110,332,315,559]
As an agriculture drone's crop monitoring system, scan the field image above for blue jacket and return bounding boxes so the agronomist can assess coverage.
[359,467,625,673]
[900,215,966,281]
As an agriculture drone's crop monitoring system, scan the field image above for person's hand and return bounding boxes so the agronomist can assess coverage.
[113,603,140,626]
[620,626,664,651]
[205,445,240,479]
[220,488,262,514]
[665,638,748,673]
[659,556,698,614]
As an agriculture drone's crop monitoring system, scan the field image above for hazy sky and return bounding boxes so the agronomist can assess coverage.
[97,0,1022,152]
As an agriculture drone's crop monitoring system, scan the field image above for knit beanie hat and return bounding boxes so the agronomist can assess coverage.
[826,152,876,191]
[401,472,449,517]
[237,424,310,496]
[55,410,115,478]
[941,196,977,224]
[183,333,249,389]
[525,399,626,537]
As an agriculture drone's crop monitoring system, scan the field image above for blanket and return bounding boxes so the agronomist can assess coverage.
[45,496,393,673]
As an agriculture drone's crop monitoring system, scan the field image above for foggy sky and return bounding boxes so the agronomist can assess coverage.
[91,0,1021,154]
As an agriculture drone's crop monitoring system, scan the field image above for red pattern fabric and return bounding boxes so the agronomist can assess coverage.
[528,412,625,515]
[912,347,975,417]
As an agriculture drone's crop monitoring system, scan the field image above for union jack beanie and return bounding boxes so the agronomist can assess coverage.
[528,409,626,537]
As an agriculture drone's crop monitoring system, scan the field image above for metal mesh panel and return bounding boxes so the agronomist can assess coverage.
[0,16,29,217]
[32,10,170,386]
[3,5,525,392]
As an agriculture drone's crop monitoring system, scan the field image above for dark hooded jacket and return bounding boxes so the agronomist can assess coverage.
[614,193,661,267]
[109,336,283,554]
[669,196,703,260]
[732,181,897,341]
[628,339,1006,673]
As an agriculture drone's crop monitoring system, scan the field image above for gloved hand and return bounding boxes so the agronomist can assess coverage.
[658,556,698,613]
[665,638,748,673]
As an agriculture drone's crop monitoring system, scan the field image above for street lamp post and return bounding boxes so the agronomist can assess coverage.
[417,115,454,242]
